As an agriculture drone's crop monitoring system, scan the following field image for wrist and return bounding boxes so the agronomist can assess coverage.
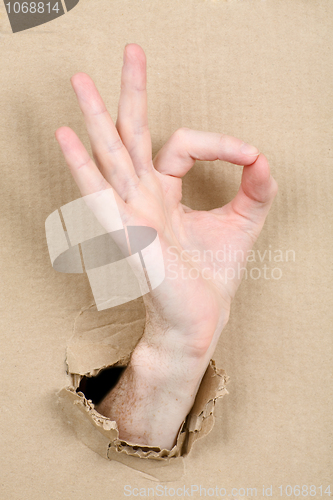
[130,316,226,401]
[129,338,206,402]
[96,317,228,449]
[96,339,204,449]
[138,303,230,363]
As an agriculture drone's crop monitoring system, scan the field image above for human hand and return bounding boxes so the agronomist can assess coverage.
[55,44,277,449]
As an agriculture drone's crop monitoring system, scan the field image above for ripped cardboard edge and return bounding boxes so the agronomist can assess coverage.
[58,301,229,480]
[57,360,229,480]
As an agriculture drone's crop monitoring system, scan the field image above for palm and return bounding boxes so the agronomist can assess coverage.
[113,162,271,357]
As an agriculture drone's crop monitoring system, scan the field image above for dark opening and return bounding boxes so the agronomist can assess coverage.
[77,366,126,405]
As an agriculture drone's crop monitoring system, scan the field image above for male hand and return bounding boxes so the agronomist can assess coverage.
[55,44,277,450]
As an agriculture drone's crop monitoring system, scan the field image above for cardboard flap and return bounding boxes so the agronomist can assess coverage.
[66,300,146,376]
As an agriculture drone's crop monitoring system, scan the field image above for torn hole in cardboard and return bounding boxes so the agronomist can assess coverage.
[58,299,229,481]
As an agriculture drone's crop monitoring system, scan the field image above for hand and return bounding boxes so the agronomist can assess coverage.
[55,44,277,450]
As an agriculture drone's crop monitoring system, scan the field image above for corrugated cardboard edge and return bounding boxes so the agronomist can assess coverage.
[57,302,229,480]
[57,360,229,480]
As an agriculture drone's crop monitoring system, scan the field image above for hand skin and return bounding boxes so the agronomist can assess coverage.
[55,44,278,450]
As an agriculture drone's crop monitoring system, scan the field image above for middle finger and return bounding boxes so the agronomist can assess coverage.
[116,44,153,178]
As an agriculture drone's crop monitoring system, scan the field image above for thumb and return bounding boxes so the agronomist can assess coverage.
[230,153,278,235]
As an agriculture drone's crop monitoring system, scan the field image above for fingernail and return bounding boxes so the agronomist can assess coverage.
[240,142,260,156]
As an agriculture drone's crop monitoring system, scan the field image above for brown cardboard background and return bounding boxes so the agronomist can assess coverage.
[0,0,332,498]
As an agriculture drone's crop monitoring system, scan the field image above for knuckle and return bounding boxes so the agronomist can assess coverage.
[218,133,226,146]
[87,177,110,197]
[171,127,190,144]
[95,178,110,193]
[105,138,124,154]
[77,157,91,170]
[132,121,149,136]
[122,174,140,194]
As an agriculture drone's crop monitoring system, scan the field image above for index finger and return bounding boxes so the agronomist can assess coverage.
[153,128,260,178]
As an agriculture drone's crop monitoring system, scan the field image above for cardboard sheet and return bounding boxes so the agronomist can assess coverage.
[0,0,332,498]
